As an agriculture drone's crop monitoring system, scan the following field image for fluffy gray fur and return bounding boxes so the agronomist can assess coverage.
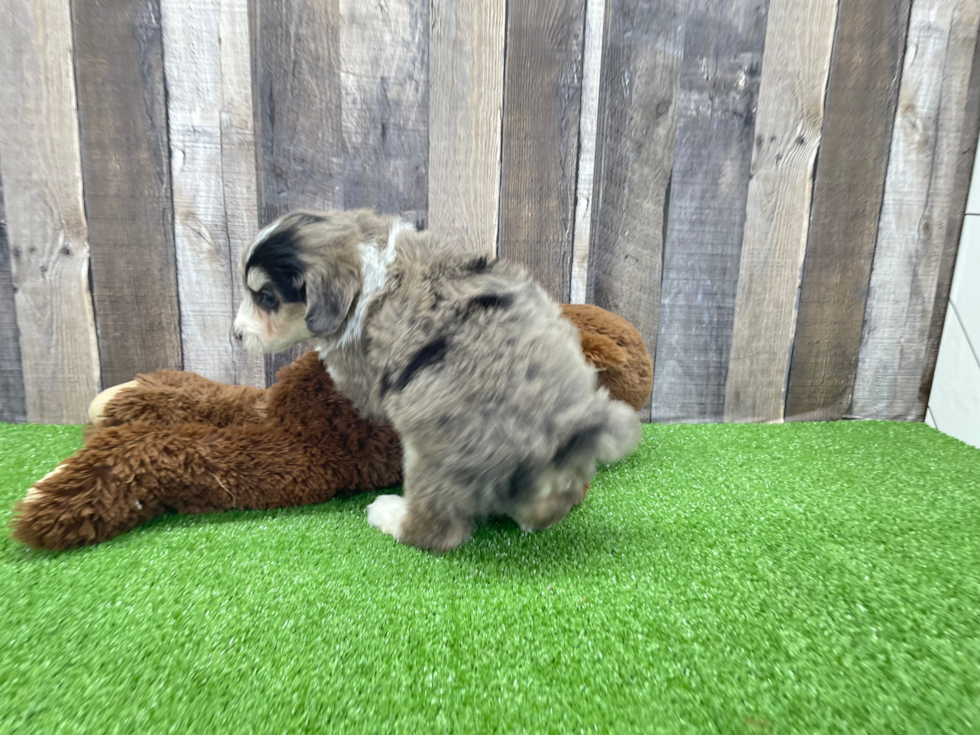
[236,209,641,551]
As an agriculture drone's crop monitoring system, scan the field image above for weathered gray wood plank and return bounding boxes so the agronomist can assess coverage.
[853,0,980,420]
[724,0,839,423]
[0,0,102,423]
[0,159,27,423]
[649,0,768,424]
[73,0,183,389]
[339,0,428,227]
[160,0,265,388]
[570,0,605,303]
[784,0,912,422]
[253,0,344,383]
[255,0,343,224]
[588,0,685,421]
[499,0,586,302]
[428,0,505,255]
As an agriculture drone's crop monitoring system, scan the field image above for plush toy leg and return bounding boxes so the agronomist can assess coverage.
[88,381,139,424]
[11,419,404,551]
[92,371,266,428]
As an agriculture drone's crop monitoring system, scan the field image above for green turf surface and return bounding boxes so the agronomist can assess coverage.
[1,421,979,733]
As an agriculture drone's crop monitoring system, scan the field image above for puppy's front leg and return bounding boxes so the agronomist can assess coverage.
[366,494,408,538]
[396,495,472,552]
[366,494,471,552]
[366,453,472,552]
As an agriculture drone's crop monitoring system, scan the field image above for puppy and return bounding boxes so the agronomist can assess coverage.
[233,209,641,551]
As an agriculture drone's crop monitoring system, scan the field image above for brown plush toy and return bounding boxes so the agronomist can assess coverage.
[11,304,652,551]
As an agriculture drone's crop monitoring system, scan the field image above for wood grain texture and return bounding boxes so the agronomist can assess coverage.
[569,0,605,303]
[160,0,265,388]
[0,0,102,423]
[73,0,183,389]
[428,0,505,255]
[723,0,839,423]
[588,0,685,420]
[254,0,343,223]
[784,0,912,422]
[0,159,27,422]
[649,0,768,424]
[499,0,587,301]
[339,0,428,227]
[253,0,344,383]
[853,0,980,420]
[920,20,980,412]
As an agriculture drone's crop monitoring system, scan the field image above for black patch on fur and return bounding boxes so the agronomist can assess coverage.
[289,213,327,227]
[469,292,513,311]
[506,462,536,501]
[463,255,494,273]
[246,227,307,303]
[395,338,449,391]
[554,425,603,469]
[379,370,393,398]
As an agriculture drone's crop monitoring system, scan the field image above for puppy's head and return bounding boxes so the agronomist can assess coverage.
[232,210,364,354]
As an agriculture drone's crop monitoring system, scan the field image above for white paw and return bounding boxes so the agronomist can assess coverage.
[22,463,67,505]
[366,494,407,539]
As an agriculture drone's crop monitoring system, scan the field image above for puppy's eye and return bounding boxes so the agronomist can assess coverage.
[258,290,278,309]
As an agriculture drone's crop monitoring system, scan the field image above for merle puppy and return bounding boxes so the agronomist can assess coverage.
[233,209,641,551]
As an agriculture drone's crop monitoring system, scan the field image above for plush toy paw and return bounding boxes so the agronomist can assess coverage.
[12,451,155,550]
[88,380,139,424]
[366,495,407,539]
[21,462,69,506]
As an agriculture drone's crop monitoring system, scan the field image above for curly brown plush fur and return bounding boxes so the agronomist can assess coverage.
[95,370,267,427]
[11,304,651,551]
[563,304,653,412]
[12,353,403,550]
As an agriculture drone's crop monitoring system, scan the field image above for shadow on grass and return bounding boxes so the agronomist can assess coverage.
[7,484,656,580]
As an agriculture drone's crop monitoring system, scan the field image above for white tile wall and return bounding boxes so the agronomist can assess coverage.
[950,216,980,351]
[928,138,980,446]
[928,142,980,448]
[928,305,980,447]
[968,144,980,215]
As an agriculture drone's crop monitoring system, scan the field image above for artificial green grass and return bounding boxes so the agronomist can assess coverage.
[1,421,979,734]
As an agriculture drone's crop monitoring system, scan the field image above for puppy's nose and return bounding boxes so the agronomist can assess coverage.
[231,328,244,345]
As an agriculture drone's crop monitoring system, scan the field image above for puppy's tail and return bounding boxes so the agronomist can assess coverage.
[594,397,642,465]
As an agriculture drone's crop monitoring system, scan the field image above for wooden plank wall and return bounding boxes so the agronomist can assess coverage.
[0,155,27,423]
[0,0,978,424]
[0,0,102,423]
[650,0,767,423]
[161,0,266,390]
[587,0,684,419]
[853,0,980,420]
[499,0,586,302]
[723,0,840,423]
[785,0,912,422]
[73,0,184,390]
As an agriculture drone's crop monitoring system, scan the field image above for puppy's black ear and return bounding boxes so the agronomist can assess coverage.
[304,260,360,337]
